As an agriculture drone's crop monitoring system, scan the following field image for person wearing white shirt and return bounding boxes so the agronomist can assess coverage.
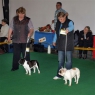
[0,19,9,53]
[0,19,9,42]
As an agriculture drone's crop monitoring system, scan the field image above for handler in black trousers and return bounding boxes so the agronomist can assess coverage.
[8,7,34,71]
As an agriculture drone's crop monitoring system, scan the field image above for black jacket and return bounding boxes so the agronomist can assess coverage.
[79,30,93,47]
[13,16,30,43]
[56,19,74,51]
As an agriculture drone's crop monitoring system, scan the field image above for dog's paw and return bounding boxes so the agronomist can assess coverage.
[76,82,78,84]
[74,80,76,82]
[26,73,28,74]
[68,84,71,86]
[38,71,40,74]
[64,83,67,85]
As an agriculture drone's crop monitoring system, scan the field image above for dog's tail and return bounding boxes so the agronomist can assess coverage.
[77,69,80,79]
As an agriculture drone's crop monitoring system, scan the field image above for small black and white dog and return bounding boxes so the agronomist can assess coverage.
[19,58,40,75]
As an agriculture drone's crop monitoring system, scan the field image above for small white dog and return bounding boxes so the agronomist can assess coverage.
[58,67,80,86]
[19,58,40,75]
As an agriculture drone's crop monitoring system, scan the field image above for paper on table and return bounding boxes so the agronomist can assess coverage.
[39,37,46,43]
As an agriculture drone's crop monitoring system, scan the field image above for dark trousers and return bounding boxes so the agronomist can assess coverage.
[79,39,89,55]
[12,43,30,69]
[0,37,7,42]
[0,37,8,52]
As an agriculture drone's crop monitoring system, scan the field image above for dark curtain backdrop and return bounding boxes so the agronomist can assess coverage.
[2,0,9,24]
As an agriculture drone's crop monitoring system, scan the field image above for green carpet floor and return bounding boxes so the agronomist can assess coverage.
[0,52,95,95]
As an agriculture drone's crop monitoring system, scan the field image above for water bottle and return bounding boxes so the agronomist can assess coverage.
[47,45,51,54]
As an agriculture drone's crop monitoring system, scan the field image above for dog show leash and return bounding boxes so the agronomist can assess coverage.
[65,33,67,64]
[24,37,30,58]
[60,29,67,64]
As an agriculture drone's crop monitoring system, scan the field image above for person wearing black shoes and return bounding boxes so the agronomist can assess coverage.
[8,7,34,71]
[78,26,93,59]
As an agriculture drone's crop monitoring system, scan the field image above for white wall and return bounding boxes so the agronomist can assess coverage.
[1,0,95,34]
[0,0,4,23]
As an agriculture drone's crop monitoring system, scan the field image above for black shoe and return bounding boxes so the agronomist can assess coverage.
[83,54,87,59]
[0,49,5,54]
[79,54,82,59]
[83,56,87,59]
[83,57,87,59]
[11,68,19,71]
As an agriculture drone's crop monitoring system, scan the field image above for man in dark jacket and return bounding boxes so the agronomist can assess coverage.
[53,12,74,80]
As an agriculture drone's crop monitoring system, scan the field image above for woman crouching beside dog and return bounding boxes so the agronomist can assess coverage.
[53,12,74,80]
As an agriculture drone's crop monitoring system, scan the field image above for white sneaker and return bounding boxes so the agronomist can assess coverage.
[53,76,61,80]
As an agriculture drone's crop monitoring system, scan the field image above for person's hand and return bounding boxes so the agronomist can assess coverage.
[87,37,89,40]
[8,37,11,43]
[28,34,31,38]
[81,38,83,40]
[65,29,69,34]
[52,20,54,24]
[53,42,56,46]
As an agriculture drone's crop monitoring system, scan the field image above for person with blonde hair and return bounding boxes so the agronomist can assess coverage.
[78,26,93,59]
[53,12,74,80]
[0,19,9,41]
[0,19,9,53]
[8,7,34,71]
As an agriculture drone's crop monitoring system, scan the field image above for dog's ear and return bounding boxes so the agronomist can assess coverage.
[18,58,22,63]
[63,68,67,71]
[23,59,25,63]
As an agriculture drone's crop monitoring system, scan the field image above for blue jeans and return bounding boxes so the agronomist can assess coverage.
[57,50,72,77]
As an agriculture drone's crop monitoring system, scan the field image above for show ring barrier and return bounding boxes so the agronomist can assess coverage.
[74,47,95,50]
[74,47,95,59]
[0,40,13,53]
[0,40,12,45]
